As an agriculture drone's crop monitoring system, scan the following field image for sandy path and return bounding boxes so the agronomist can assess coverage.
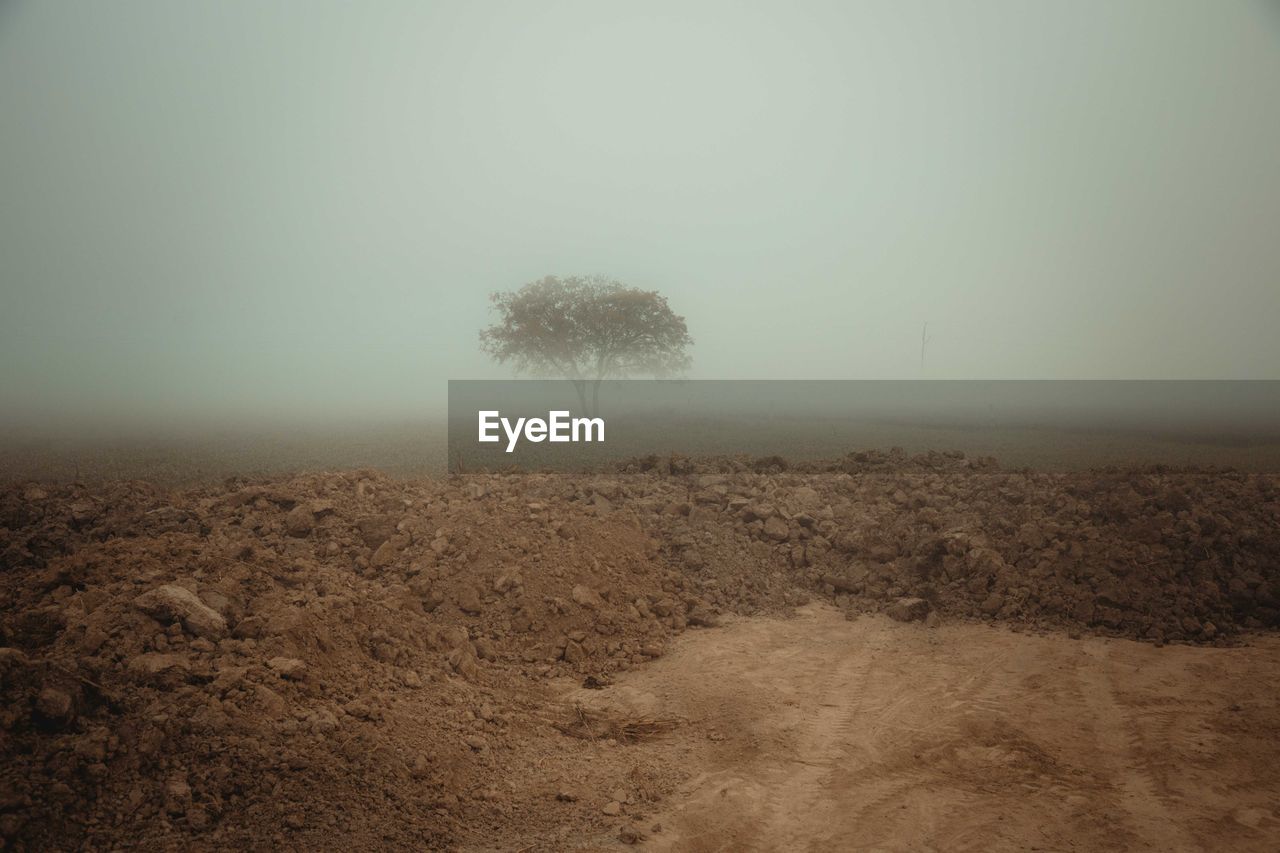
[564,604,1280,852]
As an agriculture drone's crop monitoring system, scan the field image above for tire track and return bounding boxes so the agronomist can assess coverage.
[1075,646,1198,852]
[617,606,1278,853]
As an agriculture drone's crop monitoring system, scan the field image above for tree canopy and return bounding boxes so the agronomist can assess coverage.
[480,275,693,381]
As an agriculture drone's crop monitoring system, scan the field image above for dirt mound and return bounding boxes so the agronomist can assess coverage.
[0,452,1277,849]
[621,450,1280,643]
[0,471,727,849]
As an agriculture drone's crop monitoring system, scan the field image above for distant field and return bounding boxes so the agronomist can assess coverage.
[3,416,1280,486]
[0,423,450,486]
[451,414,1280,474]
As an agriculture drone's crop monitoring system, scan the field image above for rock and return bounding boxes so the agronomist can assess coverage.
[562,640,586,664]
[164,776,192,816]
[979,592,1005,615]
[408,579,446,612]
[356,515,397,549]
[967,548,1006,575]
[601,801,622,816]
[455,587,483,615]
[135,585,227,640]
[267,657,307,680]
[886,597,930,623]
[284,505,315,537]
[591,479,622,500]
[35,686,74,725]
[80,625,109,654]
[72,729,109,763]
[447,646,481,681]
[127,653,191,682]
[790,486,820,507]
[572,584,605,610]
[556,789,579,802]
[494,570,523,594]
[232,615,266,639]
[619,825,646,844]
[686,606,720,628]
[211,666,248,694]
[763,516,790,542]
[255,684,287,719]
[410,754,432,779]
[821,572,863,594]
[198,589,243,624]
[371,534,410,569]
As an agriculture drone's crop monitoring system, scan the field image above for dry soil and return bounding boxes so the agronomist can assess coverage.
[1,452,1278,850]
[562,604,1280,852]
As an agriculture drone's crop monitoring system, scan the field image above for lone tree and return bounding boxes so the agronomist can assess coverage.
[480,275,693,414]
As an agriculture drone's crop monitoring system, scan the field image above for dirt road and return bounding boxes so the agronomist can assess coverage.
[563,605,1280,852]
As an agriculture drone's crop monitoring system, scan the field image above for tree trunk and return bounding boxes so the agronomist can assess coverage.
[570,379,588,415]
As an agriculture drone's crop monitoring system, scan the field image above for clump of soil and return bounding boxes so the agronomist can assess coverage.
[0,451,1277,849]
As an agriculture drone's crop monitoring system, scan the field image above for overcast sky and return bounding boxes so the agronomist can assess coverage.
[2,1,1278,426]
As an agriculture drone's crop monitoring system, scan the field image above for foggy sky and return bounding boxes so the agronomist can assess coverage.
[2,1,1279,428]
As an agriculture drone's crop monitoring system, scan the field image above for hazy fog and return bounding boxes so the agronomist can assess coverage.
[2,1,1279,430]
